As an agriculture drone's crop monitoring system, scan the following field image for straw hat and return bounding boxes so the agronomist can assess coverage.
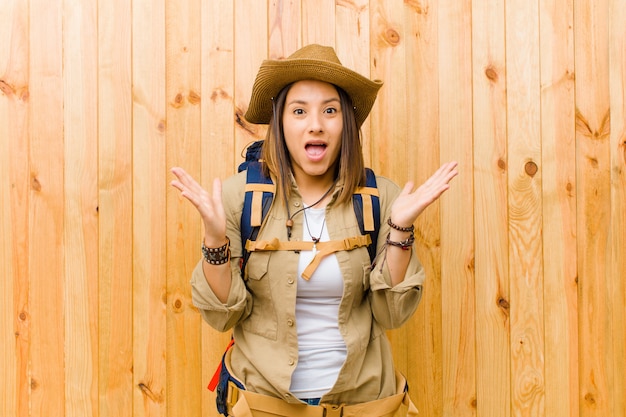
[244,44,383,128]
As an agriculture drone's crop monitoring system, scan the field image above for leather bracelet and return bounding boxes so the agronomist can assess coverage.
[386,232,415,250]
[387,218,414,232]
[202,237,231,265]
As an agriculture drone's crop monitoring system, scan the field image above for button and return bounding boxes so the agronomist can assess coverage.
[294,202,301,207]
[287,277,294,284]
[288,359,294,366]
[287,319,294,326]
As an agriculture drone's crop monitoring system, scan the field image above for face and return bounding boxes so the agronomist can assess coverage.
[282,80,343,186]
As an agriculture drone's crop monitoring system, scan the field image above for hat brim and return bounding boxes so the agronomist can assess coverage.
[244,58,383,128]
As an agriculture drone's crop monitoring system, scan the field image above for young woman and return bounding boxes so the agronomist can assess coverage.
[171,44,458,416]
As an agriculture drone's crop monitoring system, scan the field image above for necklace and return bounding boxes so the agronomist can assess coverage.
[285,181,336,240]
[303,209,326,256]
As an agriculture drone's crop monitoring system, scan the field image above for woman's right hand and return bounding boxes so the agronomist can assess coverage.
[170,167,227,247]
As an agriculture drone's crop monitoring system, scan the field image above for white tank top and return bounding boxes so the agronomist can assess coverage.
[289,206,347,399]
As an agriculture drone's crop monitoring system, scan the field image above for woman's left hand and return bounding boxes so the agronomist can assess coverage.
[389,161,459,227]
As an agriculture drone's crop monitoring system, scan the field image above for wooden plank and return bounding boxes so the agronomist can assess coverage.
[29,0,66,415]
[132,0,167,415]
[234,0,268,160]
[1,1,30,416]
[63,0,99,415]
[472,0,510,416]
[302,0,335,47]
[574,1,612,416]
[165,0,203,415]
[539,1,579,416]
[369,2,410,401]
[438,0,476,415]
[402,2,443,416]
[201,1,237,415]
[608,0,626,415]
[97,0,133,415]
[269,0,301,59]
[336,0,372,162]
[505,1,545,416]
[369,0,407,182]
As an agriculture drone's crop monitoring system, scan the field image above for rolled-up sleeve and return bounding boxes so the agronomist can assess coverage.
[368,253,424,329]
[190,260,252,332]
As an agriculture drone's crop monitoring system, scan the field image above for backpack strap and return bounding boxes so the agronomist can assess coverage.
[240,161,275,276]
[240,165,380,275]
[352,168,380,264]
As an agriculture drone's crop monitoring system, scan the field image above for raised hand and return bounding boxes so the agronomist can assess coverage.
[170,167,227,247]
[389,161,459,227]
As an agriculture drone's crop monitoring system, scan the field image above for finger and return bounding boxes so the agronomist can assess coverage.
[400,181,415,195]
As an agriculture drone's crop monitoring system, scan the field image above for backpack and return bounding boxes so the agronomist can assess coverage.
[237,140,381,276]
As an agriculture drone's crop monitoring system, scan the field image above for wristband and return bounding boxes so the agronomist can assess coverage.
[387,218,415,232]
[202,237,231,265]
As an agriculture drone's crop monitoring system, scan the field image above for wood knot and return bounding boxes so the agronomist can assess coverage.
[210,88,230,101]
[384,28,401,45]
[31,378,39,390]
[31,176,42,192]
[584,392,596,407]
[188,90,201,105]
[235,108,258,136]
[525,161,538,177]
[157,119,166,133]
[497,158,506,170]
[19,311,27,321]
[498,297,510,310]
[0,79,15,97]
[172,297,183,312]
[172,93,184,108]
[138,382,164,403]
[485,66,499,82]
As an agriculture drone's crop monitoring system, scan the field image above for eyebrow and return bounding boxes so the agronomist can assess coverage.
[286,97,341,106]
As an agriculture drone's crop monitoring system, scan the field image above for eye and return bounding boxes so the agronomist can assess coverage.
[324,107,338,114]
[293,108,305,115]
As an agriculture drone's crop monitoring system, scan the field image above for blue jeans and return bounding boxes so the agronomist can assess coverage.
[301,398,321,405]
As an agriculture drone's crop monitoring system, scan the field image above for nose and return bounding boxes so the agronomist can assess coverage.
[308,112,323,133]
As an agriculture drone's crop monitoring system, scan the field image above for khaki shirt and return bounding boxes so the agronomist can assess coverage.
[191,170,425,405]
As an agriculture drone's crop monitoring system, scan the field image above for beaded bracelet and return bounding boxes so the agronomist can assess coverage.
[387,218,415,232]
[385,232,415,250]
[201,237,231,265]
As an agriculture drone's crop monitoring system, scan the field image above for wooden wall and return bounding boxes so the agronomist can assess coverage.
[1,0,624,416]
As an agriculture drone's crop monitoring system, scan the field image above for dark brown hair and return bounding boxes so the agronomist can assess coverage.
[261,82,366,206]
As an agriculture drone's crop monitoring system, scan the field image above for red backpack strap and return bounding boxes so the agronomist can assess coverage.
[208,338,236,391]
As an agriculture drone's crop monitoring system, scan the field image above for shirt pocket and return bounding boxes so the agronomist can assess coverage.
[242,251,278,340]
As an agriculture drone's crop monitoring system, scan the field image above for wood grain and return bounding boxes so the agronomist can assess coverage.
[608,2,626,416]
[165,0,203,415]
[132,0,167,415]
[302,0,335,47]
[63,0,100,415]
[1,1,29,416]
[574,1,612,416]
[506,1,545,416]
[234,0,267,156]
[28,0,66,415]
[472,0,511,415]
[403,1,443,415]
[98,0,134,415]
[540,1,579,416]
[438,1,477,416]
[200,1,237,415]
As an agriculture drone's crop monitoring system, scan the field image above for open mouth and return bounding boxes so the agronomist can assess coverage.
[305,142,327,157]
